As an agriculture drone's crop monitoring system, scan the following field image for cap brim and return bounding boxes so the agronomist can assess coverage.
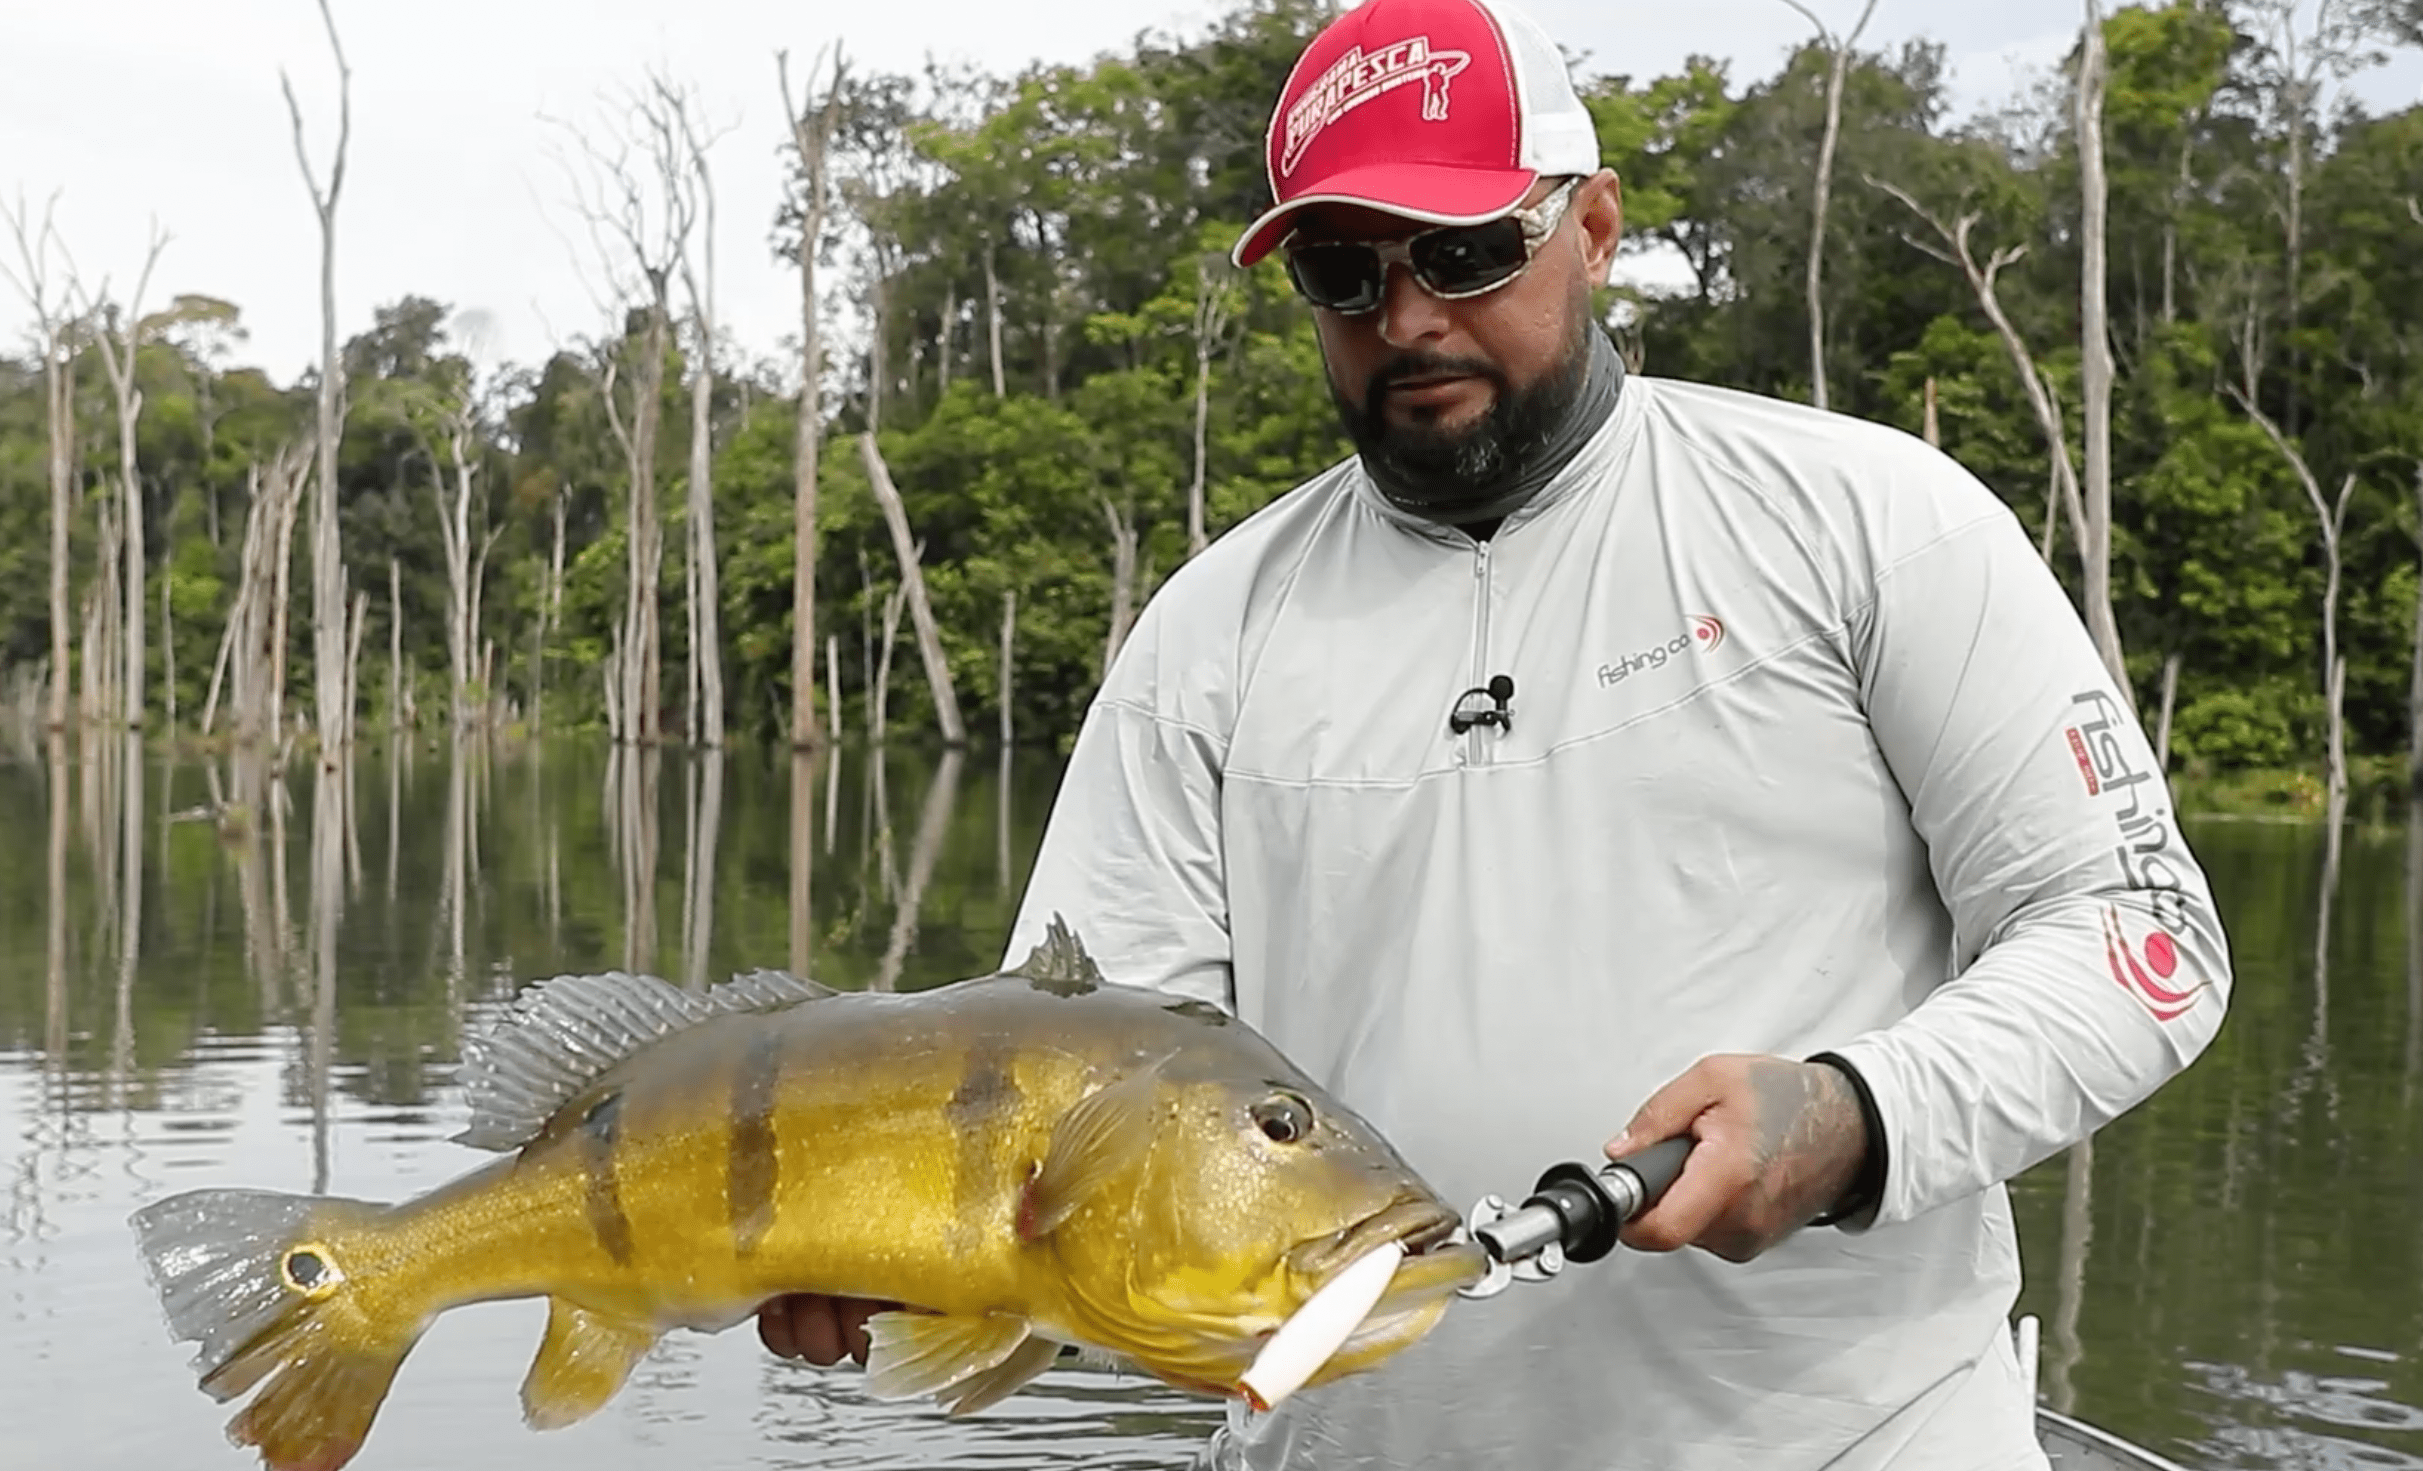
[1231,163,1538,269]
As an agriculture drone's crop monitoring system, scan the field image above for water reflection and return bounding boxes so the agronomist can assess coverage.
[2010,817,2423,1470]
[5,748,2421,1470]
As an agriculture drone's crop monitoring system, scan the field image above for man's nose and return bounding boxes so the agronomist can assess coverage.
[1376,260,1451,348]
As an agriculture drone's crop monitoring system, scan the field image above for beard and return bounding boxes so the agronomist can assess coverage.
[1330,306,1596,519]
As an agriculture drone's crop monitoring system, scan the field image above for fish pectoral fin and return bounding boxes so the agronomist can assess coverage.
[1019,1057,1166,1240]
[521,1298,659,1431]
[863,1311,1031,1403]
[937,1332,1062,1417]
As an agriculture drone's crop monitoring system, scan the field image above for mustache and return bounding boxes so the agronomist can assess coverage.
[1362,353,1505,405]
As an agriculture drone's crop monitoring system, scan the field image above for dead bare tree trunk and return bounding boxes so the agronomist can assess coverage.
[682,748,724,989]
[343,587,368,749]
[2231,382,2356,818]
[536,487,565,730]
[430,414,477,732]
[598,308,671,748]
[83,496,121,727]
[939,280,957,396]
[1102,495,1140,673]
[823,629,841,752]
[1871,176,2127,695]
[2076,0,2128,704]
[2154,651,2182,772]
[73,229,169,732]
[999,589,1016,749]
[161,569,176,734]
[788,747,815,976]
[2411,460,2423,802]
[1187,250,1239,559]
[859,434,965,745]
[1779,0,1879,413]
[984,240,1007,399]
[2,194,80,732]
[666,79,726,749]
[390,555,411,733]
[555,87,699,750]
[873,575,907,743]
[1921,376,1941,448]
[779,48,846,750]
[874,749,965,991]
[283,0,354,762]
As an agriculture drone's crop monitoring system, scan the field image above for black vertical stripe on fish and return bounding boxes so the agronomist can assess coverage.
[578,1090,634,1266]
[946,1041,1022,1257]
[727,1031,783,1257]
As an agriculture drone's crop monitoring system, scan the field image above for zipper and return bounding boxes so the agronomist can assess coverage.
[1465,539,1494,767]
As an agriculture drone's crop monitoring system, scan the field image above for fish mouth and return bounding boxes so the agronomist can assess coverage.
[1288,1195,1472,1288]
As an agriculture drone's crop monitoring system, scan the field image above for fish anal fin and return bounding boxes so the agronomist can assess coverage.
[939,1333,1062,1417]
[1018,1058,1164,1241]
[1011,915,1104,994]
[863,1311,1031,1403]
[453,968,828,1153]
[521,1298,658,1431]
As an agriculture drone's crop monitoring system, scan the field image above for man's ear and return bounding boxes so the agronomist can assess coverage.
[1575,168,1625,285]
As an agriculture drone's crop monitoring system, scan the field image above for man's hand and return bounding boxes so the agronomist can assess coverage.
[1610,1055,1868,1263]
[756,1294,896,1366]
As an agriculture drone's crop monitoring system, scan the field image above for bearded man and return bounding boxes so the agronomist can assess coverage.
[764,1,2231,1466]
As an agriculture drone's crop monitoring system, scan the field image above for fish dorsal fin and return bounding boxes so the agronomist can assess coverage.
[708,968,836,1010]
[1011,913,1104,995]
[1016,1056,1166,1241]
[454,968,828,1151]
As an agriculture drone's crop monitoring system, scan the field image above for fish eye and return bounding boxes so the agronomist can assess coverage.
[1252,1094,1314,1145]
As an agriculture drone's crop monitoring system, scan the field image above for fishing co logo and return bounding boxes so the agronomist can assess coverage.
[1596,616,1725,688]
[2067,688,2208,1019]
[1280,36,1472,177]
[2101,906,2203,1022]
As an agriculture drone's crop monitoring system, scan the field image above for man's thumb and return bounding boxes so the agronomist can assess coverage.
[1606,1057,1720,1161]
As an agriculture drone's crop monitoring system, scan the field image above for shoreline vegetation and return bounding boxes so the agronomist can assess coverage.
[2,0,2418,798]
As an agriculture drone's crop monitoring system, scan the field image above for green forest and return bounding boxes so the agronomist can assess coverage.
[5,0,2422,808]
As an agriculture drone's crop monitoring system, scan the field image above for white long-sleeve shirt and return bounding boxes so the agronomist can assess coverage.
[1004,375,2231,1470]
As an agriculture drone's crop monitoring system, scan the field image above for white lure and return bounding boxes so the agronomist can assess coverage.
[1237,1240,1406,1413]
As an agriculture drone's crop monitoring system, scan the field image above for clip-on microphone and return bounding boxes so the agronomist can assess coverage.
[1448,674,1516,735]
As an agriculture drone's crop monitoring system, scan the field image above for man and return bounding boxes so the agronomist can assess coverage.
[762,0,2231,1465]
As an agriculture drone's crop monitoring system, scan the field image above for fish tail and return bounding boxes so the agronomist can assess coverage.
[133,1189,416,1471]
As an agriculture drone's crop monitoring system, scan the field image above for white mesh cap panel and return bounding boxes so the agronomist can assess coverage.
[1474,0,1603,176]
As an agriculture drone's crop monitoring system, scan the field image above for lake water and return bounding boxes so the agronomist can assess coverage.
[2,736,2416,1470]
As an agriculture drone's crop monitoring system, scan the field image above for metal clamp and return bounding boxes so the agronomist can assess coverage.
[1454,1193,1566,1300]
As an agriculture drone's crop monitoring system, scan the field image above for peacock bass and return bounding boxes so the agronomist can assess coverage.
[132,920,1483,1471]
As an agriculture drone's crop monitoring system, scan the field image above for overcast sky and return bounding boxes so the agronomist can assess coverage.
[6,0,2418,384]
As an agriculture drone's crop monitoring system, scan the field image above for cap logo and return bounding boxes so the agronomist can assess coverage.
[1280,36,1472,178]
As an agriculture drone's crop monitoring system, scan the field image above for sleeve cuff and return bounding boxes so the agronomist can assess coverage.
[1805,1050,1888,1232]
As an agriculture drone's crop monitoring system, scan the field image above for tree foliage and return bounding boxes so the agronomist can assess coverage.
[2,0,2418,780]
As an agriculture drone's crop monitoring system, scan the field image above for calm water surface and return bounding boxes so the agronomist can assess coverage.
[3,738,2416,1469]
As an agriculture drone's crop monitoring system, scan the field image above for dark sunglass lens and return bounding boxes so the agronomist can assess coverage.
[1411,219,1529,295]
[1287,244,1382,312]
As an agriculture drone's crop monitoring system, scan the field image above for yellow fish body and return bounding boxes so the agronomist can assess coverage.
[134,921,1482,1471]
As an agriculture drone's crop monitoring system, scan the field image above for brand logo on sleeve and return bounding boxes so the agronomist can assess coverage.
[1281,37,1473,177]
[2069,689,2192,932]
[2101,906,2206,1022]
[1597,615,1726,688]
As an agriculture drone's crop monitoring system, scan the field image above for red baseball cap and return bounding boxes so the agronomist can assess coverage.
[1232,0,1603,269]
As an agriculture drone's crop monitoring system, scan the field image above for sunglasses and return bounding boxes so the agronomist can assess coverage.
[1281,177,1582,316]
